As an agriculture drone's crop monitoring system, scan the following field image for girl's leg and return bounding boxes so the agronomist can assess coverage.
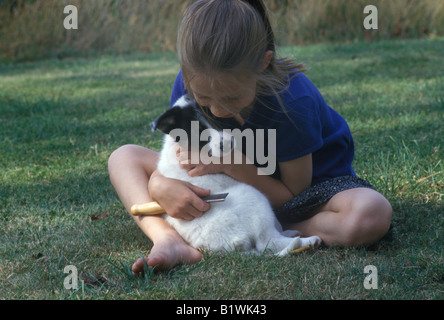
[108,144,202,274]
[283,188,392,246]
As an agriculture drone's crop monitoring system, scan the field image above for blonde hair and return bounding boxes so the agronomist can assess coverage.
[177,0,304,101]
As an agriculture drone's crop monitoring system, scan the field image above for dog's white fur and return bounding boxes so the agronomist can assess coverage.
[155,97,321,256]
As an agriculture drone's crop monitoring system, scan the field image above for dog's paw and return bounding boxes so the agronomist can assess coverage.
[281,229,302,237]
[275,236,302,256]
[300,235,322,248]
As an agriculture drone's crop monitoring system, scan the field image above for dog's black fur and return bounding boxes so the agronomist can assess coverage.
[151,94,239,152]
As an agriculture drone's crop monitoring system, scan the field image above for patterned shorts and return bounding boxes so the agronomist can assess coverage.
[274,175,375,224]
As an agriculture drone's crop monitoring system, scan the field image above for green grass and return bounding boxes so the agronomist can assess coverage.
[1,38,443,300]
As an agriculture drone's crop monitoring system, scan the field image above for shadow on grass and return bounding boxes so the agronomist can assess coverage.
[0,51,179,78]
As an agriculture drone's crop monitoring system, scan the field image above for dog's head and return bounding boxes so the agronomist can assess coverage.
[151,94,235,157]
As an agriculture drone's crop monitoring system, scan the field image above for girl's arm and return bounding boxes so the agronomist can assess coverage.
[184,149,312,209]
[278,153,313,199]
[149,169,211,220]
[226,152,312,208]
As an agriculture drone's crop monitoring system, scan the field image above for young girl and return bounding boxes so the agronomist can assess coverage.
[108,0,392,275]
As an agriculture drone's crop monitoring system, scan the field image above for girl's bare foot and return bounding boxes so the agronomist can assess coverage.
[132,231,202,276]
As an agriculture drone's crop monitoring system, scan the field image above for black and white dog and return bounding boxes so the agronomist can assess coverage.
[151,94,321,256]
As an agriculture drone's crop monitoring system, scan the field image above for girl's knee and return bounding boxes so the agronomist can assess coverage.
[343,193,392,246]
[108,144,137,170]
[109,144,141,160]
[108,144,158,174]
[109,144,156,162]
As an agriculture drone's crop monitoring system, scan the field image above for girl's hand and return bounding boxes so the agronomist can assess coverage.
[176,144,227,177]
[148,171,211,220]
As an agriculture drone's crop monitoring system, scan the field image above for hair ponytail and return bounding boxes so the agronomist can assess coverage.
[242,0,275,52]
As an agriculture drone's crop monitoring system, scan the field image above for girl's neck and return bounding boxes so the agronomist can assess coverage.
[237,99,256,125]
[233,114,245,126]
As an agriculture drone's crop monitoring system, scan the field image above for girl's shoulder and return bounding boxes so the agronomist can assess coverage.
[170,70,186,108]
[283,72,324,104]
[254,72,326,122]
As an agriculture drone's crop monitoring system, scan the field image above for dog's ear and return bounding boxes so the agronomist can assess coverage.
[151,107,182,134]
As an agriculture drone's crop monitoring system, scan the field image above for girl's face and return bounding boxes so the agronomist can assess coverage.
[189,73,257,118]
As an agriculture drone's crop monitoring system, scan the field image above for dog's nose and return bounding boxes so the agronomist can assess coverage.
[150,121,157,132]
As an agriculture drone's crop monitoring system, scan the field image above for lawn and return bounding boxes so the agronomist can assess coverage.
[0,38,442,300]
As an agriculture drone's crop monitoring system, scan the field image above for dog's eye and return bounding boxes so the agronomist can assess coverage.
[175,136,180,142]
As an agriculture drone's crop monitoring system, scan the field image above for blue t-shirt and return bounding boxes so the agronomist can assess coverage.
[170,70,356,186]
